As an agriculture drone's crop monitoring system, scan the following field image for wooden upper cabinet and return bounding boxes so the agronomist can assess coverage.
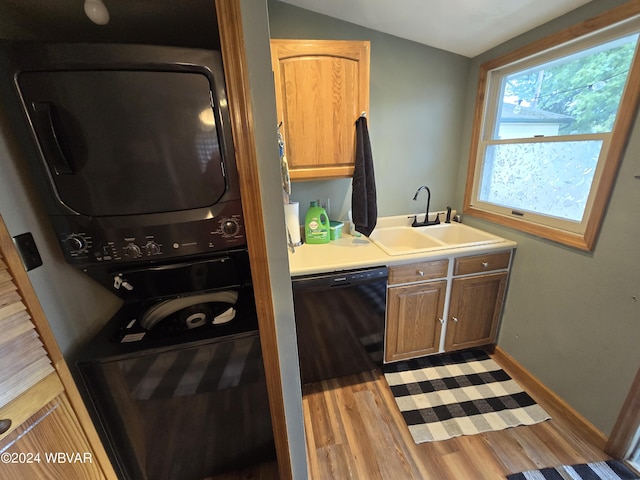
[270,39,370,181]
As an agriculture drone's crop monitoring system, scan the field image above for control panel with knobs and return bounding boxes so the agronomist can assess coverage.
[52,200,246,266]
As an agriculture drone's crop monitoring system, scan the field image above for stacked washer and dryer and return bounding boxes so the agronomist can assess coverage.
[3,41,275,479]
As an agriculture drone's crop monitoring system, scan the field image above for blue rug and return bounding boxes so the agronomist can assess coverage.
[507,460,639,480]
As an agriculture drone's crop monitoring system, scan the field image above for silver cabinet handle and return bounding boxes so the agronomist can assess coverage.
[482,262,489,268]
[452,316,459,322]
[417,270,425,277]
[439,318,444,324]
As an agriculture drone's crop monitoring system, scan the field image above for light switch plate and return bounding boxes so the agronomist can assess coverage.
[13,232,43,271]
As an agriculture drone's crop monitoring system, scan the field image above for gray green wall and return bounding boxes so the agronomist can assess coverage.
[267,0,640,436]
[456,0,640,436]
[267,0,469,224]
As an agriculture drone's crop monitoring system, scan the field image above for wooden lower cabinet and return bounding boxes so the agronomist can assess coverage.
[384,250,512,363]
[0,394,104,480]
[385,280,446,362]
[445,271,508,352]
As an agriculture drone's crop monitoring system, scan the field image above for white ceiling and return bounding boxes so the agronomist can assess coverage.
[0,0,593,56]
[278,0,593,57]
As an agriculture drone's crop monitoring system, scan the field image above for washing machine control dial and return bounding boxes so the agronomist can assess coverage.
[221,219,239,236]
[145,241,161,255]
[65,234,88,253]
[124,242,142,259]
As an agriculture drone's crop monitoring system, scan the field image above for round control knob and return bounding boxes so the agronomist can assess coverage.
[65,234,87,253]
[145,241,161,255]
[124,243,142,259]
[221,219,239,236]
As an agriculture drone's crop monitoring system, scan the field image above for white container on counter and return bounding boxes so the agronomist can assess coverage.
[284,202,302,246]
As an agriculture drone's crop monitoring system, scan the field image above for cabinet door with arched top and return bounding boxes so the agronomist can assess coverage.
[271,39,370,181]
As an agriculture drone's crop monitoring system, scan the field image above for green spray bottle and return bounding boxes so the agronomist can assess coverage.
[304,201,330,244]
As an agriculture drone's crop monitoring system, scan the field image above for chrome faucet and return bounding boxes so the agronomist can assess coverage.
[412,185,440,227]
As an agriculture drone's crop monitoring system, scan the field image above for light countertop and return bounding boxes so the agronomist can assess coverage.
[288,215,517,277]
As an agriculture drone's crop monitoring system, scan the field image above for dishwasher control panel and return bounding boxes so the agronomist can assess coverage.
[292,266,388,289]
[330,267,388,285]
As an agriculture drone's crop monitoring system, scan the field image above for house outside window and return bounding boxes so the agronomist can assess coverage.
[464,6,640,251]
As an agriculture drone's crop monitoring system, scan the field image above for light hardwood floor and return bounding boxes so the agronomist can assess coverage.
[215,349,611,479]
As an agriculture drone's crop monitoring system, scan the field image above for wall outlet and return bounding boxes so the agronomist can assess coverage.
[318,198,330,216]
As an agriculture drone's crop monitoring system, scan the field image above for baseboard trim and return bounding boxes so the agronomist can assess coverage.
[491,346,608,450]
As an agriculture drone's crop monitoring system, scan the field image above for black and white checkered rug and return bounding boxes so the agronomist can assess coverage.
[383,349,551,443]
[507,460,639,480]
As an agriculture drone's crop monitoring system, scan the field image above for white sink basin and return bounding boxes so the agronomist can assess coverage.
[369,226,446,256]
[370,223,503,256]
[413,223,503,246]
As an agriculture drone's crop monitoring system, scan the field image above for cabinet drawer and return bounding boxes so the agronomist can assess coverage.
[388,259,448,285]
[454,251,511,276]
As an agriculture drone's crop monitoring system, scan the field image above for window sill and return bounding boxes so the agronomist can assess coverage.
[463,205,596,251]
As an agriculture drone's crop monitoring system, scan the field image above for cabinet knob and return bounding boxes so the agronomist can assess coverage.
[482,262,489,268]
[452,316,459,322]
[439,318,444,324]
[0,418,11,435]
[417,270,425,277]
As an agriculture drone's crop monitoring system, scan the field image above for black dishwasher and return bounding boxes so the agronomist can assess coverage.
[292,266,388,384]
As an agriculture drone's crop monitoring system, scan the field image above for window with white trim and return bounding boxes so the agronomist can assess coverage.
[464,7,640,251]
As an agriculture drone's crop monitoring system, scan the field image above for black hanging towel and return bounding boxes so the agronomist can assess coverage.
[352,115,377,237]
